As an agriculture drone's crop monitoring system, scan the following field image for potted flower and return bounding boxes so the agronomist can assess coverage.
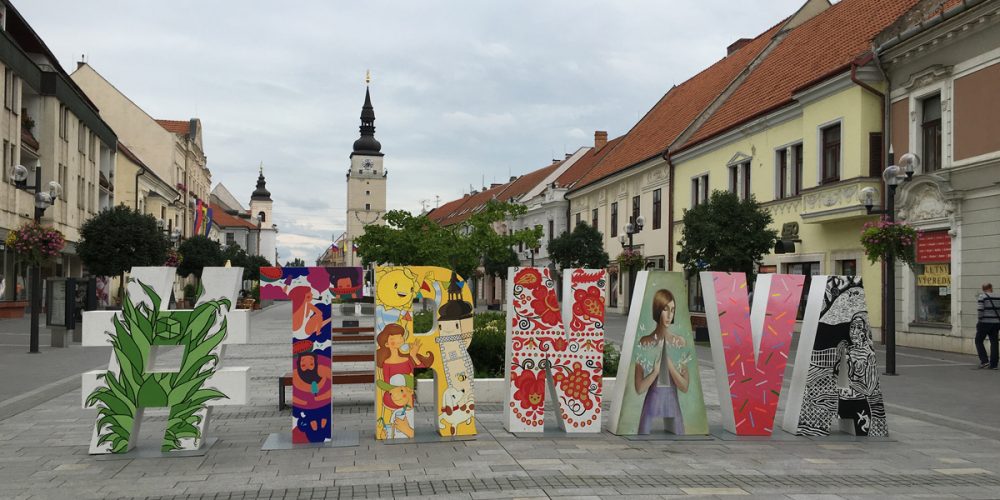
[6,221,65,267]
[616,248,645,271]
[860,217,917,268]
[0,222,65,318]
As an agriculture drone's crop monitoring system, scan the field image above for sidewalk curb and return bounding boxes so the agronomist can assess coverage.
[0,370,87,421]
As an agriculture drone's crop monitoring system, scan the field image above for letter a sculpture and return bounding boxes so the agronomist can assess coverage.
[81,267,250,454]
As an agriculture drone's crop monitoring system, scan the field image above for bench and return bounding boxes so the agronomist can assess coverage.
[278,369,375,410]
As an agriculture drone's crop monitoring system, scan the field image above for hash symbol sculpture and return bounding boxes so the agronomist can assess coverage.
[81,267,250,454]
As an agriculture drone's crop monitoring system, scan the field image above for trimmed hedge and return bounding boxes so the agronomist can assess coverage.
[413,310,619,379]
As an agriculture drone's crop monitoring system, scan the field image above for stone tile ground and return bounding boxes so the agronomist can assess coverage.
[1,304,999,499]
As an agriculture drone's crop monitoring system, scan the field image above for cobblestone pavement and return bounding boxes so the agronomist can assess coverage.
[1,303,999,499]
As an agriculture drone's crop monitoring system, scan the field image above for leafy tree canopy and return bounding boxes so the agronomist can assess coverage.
[78,205,168,277]
[284,257,306,267]
[355,200,542,279]
[548,222,610,270]
[177,235,224,279]
[676,190,778,280]
[221,245,271,282]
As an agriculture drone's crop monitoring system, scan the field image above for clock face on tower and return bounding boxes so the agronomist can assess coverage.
[361,159,374,171]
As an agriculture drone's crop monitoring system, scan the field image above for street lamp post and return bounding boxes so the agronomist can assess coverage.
[859,152,918,376]
[619,215,645,314]
[522,248,535,267]
[9,164,62,354]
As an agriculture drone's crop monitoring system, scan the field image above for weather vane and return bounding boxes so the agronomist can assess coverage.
[365,69,372,85]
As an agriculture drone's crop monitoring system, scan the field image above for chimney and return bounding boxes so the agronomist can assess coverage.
[727,38,752,55]
[594,130,608,150]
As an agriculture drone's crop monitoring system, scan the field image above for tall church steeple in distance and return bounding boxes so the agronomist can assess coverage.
[352,83,382,157]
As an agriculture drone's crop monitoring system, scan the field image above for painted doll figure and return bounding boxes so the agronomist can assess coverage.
[376,374,416,439]
[634,289,691,434]
[375,323,434,439]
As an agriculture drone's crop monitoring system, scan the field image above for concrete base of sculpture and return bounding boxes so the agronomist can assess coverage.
[94,438,218,460]
[378,429,478,445]
[261,431,360,450]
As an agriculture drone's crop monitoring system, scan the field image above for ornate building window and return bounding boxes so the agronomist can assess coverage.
[652,188,662,229]
[821,123,841,184]
[610,202,618,237]
[922,94,942,173]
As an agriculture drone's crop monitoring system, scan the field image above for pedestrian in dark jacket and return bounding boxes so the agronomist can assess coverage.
[975,283,1000,369]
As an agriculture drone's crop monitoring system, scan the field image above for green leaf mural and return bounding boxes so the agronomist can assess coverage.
[85,278,232,452]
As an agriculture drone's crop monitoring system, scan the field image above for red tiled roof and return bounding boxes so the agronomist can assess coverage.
[679,0,919,150]
[436,182,514,227]
[573,21,784,190]
[497,161,563,202]
[427,195,472,223]
[430,160,568,226]
[156,119,190,136]
[555,136,624,189]
[210,203,257,229]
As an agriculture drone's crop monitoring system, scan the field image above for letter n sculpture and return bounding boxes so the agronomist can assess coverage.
[81,267,250,454]
[505,267,606,433]
[259,266,364,444]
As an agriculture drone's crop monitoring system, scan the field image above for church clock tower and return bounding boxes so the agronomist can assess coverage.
[344,83,386,267]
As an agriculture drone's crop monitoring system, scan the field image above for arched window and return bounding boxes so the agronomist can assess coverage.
[257,211,266,223]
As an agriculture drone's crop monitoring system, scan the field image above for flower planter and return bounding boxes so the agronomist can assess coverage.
[0,300,28,319]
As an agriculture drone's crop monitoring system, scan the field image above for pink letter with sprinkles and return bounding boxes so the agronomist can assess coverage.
[701,272,804,436]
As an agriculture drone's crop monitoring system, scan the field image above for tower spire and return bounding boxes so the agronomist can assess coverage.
[352,81,382,157]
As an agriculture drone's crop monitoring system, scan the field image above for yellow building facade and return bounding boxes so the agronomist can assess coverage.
[671,77,886,330]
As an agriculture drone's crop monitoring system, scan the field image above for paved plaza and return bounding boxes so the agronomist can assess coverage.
[1,304,1000,499]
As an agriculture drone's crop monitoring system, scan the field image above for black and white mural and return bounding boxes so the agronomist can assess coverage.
[782,276,888,437]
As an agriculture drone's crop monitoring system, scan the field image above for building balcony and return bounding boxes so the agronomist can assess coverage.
[798,177,881,224]
[20,128,39,151]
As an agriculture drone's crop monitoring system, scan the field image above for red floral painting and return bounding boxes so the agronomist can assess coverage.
[506,267,606,432]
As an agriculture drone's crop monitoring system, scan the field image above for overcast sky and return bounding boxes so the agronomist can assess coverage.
[19,0,803,263]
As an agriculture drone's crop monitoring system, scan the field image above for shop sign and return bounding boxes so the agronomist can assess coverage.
[917,230,951,263]
[916,263,950,287]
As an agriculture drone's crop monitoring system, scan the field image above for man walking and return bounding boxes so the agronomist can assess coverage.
[976,283,1000,369]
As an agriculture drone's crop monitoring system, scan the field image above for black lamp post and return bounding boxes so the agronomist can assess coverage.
[619,215,645,313]
[10,164,62,354]
[859,151,919,376]
[522,248,535,267]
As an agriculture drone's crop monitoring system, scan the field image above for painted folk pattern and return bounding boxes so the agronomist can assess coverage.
[506,267,606,433]
[703,272,803,436]
[260,266,363,444]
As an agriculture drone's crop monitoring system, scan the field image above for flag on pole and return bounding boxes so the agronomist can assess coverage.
[203,205,213,236]
[193,199,204,235]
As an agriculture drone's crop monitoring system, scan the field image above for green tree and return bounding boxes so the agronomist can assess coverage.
[220,245,271,282]
[355,200,542,280]
[676,190,778,280]
[548,222,610,270]
[284,257,306,267]
[77,206,169,301]
[177,236,224,279]
[243,255,271,282]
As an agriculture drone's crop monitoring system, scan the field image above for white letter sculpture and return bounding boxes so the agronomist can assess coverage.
[81,267,250,454]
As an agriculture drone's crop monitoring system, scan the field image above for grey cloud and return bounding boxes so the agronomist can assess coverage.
[21,0,803,261]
